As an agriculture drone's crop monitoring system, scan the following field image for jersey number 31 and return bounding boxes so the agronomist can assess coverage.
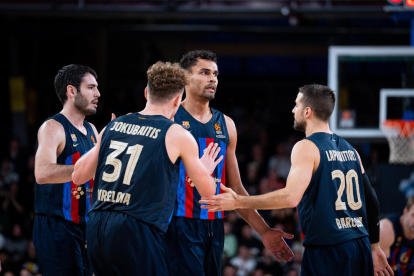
[102,140,143,185]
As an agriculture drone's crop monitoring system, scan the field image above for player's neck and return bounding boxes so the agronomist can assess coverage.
[60,106,86,129]
[305,122,332,137]
[181,97,212,124]
[140,104,174,120]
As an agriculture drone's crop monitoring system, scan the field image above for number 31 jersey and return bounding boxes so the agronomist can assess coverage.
[298,133,369,246]
[89,113,179,233]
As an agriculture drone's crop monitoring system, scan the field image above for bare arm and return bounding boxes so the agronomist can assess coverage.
[72,128,104,185]
[224,116,271,234]
[166,124,216,198]
[379,218,395,258]
[237,140,315,210]
[35,119,74,184]
[201,139,316,211]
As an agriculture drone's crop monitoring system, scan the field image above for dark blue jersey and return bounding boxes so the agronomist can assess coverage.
[35,113,97,225]
[90,113,179,233]
[173,105,229,220]
[387,214,414,275]
[298,133,369,246]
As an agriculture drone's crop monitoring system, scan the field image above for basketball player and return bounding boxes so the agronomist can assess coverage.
[201,84,394,276]
[164,50,294,276]
[71,61,223,275]
[380,196,414,275]
[33,64,99,276]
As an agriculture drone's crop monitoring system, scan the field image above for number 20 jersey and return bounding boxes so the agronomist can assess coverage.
[89,113,179,233]
[298,133,369,246]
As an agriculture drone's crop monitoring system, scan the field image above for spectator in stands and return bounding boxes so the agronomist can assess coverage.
[268,144,291,181]
[230,245,257,276]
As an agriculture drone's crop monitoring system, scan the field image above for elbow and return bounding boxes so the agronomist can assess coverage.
[286,195,301,208]
[72,172,83,186]
[35,171,46,184]
[198,183,216,199]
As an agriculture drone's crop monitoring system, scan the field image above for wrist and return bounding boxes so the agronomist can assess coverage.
[371,243,380,250]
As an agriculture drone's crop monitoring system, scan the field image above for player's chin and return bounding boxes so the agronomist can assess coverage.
[86,108,97,115]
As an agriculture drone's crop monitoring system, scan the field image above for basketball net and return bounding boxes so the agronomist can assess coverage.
[382,120,414,164]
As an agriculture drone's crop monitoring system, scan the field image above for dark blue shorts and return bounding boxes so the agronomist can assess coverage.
[301,236,374,276]
[86,211,168,276]
[164,216,224,276]
[33,214,92,276]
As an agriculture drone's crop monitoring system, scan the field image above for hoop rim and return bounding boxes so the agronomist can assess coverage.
[382,119,414,137]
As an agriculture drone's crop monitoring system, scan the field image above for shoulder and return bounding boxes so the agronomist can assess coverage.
[38,119,65,136]
[166,124,192,140]
[292,139,319,156]
[223,114,236,133]
[380,218,396,242]
[87,121,99,135]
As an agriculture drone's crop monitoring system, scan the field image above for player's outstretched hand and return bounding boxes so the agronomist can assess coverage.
[200,142,223,175]
[199,184,238,211]
[371,243,394,276]
[261,228,294,262]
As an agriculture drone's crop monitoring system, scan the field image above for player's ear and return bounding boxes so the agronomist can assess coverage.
[173,93,181,107]
[144,87,148,100]
[67,85,76,100]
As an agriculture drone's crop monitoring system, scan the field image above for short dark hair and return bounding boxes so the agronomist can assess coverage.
[54,64,97,104]
[147,61,189,103]
[299,84,336,122]
[179,50,217,70]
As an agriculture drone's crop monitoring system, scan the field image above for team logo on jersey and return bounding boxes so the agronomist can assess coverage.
[72,186,84,199]
[71,134,77,143]
[214,123,221,131]
[91,135,96,144]
[182,121,190,130]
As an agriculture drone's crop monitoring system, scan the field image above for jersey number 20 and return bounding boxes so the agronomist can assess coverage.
[102,140,143,185]
[332,169,362,211]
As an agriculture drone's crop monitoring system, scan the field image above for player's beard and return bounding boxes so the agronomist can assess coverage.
[201,89,215,100]
[74,92,97,116]
[293,116,306,133]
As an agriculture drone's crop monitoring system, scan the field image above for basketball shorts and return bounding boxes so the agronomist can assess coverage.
[164,216,224,276]
[301,236,374,276]
[33,214,93,276]
[86,211,168,276]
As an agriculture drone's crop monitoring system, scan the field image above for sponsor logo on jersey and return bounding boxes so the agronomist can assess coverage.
[71,134,77,142]
[182,121,190,129]
[72,186,84,200]
[91,135,96,144]
[214,123,221,131]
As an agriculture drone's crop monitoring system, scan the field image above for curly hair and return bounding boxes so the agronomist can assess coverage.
[179,50,217,70]
[54,64,97,104]
[147,61,188,103]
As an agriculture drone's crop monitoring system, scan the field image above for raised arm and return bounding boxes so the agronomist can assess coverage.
[35,119,74,184]
[72,128,104,185]
[166,124,217,198]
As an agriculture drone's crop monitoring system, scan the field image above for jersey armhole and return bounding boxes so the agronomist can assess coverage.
[162,123,180,170]
[304,138,323,182]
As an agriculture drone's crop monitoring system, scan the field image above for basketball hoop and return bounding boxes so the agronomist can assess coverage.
[382,120,414,164]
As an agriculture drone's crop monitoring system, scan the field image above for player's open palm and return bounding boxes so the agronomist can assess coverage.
[261,228,294,262]
[200,142,223,175]
[372,244,394,276]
